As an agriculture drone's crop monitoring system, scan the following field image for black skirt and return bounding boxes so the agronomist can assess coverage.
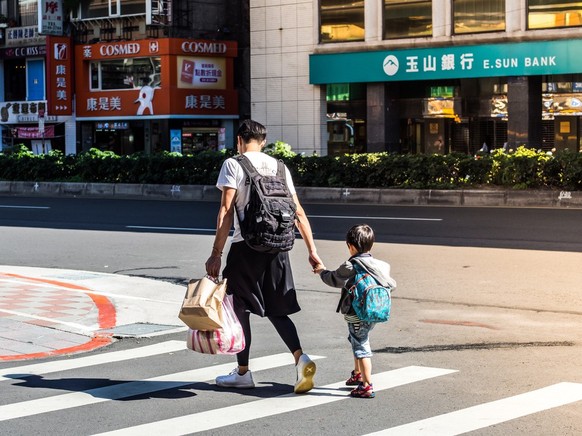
[222,241,300,317]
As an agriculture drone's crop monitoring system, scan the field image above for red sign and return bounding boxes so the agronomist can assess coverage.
[46,35,73,115]
[75,38,238,119]
[17,126,55,138]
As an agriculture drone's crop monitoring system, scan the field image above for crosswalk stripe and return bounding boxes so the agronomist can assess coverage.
[0,341,187,382]
[93,365,457,435]
[0,353,325,422]
[366,382,582,436]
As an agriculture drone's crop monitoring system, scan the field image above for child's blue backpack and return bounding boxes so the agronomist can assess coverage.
[349,262,392,323]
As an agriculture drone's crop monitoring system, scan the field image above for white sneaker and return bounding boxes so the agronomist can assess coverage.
[216,368,255,389]
[294,354,316,394]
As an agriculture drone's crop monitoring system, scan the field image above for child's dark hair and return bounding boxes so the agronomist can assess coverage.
[237,119,267,143]
[346,224,375,253]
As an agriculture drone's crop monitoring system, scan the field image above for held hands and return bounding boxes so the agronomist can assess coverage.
[308,251,325,274]
[313,264,326,274]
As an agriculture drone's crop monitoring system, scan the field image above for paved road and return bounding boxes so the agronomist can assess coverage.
[2,196,582,252]
[0,196,580,434]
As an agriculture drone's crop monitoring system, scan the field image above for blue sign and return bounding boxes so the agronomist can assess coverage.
[310,39,582,84]
[170,129,182,153]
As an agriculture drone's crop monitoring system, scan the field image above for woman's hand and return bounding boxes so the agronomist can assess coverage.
[205,255,221,278]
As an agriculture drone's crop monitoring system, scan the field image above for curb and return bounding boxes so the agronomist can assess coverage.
[0,181,581,209]
[0,273,116,362]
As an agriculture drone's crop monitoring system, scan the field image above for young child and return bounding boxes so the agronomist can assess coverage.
[314,224,396,398]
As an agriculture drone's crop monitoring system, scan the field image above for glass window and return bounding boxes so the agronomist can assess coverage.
[384,0,432,39]
[453,0,505,34]
[528,0,582,29]
[19,0,37,27]
[81,0,145,19]
[320,0,365,43]
[121,0,146,16]
[90,57,161,90]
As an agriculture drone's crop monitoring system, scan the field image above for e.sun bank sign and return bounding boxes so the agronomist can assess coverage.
[310,39,582,84]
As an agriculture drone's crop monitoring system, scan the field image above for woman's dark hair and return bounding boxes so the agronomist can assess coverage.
[346,224,375,253]
[237,119,267,143]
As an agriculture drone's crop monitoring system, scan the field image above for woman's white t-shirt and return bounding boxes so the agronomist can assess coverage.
[216,151,296,243]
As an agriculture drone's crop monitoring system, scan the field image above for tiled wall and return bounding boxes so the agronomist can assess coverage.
[250,0,325,155]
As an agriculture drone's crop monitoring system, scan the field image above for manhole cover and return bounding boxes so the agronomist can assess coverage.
[98,323,183,337]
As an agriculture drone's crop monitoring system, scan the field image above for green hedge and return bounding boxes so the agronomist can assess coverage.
[1,144,581,190]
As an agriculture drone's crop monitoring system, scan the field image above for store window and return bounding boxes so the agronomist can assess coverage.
[453,0,505,34]
[3,59,26,101]
[320,0,365,43]
[90,57,161,90]
[528,0,582,29]
[326,83,366,155]
[384,0,432,39]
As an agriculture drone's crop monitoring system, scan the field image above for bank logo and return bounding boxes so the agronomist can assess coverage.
[383,55,399,76]
[149,41,159,53]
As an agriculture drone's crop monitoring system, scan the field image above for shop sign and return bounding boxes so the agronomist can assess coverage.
[46,35,73,115]
[310,39,582,84]
[184,94,226,110]
[0,101,47,123]
[0,45,46,58]
[180,41,228,54]
[83,91,229,115]
[6,26,45,47]
[96,122,129,131]
[82,42,143,59]
[38,0,64,36]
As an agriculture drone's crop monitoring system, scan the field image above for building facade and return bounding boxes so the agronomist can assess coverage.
[251,0,582,155]
[0,0,250,154]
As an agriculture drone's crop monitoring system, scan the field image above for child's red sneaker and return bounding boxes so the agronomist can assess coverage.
[345,371,362,386]
[350,383,375,398]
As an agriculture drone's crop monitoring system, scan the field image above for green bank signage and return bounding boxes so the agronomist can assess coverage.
[309,39,582,84]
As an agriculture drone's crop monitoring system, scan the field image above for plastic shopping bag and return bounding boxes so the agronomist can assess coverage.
[186,294,245,355]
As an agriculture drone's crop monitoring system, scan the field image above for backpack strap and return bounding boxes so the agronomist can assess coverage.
[234,154,261,183]
[350,259,379,283]
[235,154,291,192]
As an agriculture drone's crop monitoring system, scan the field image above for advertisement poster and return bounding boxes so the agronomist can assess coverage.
[177,56,226,89]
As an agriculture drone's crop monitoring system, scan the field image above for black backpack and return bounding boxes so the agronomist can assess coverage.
[234,155,297,254]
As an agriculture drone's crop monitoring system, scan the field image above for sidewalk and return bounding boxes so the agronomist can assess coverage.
[1,181,582,208]
[0,266,186,362]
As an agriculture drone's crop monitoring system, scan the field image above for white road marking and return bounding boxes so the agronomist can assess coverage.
[0,340,187,382]
[0,308,96,332]
[0,205,50,209]
[367,382,582,436]
[126,226,217,232]
[0,353,325,422]
[94,366,457,435]
[309,215,442,222]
